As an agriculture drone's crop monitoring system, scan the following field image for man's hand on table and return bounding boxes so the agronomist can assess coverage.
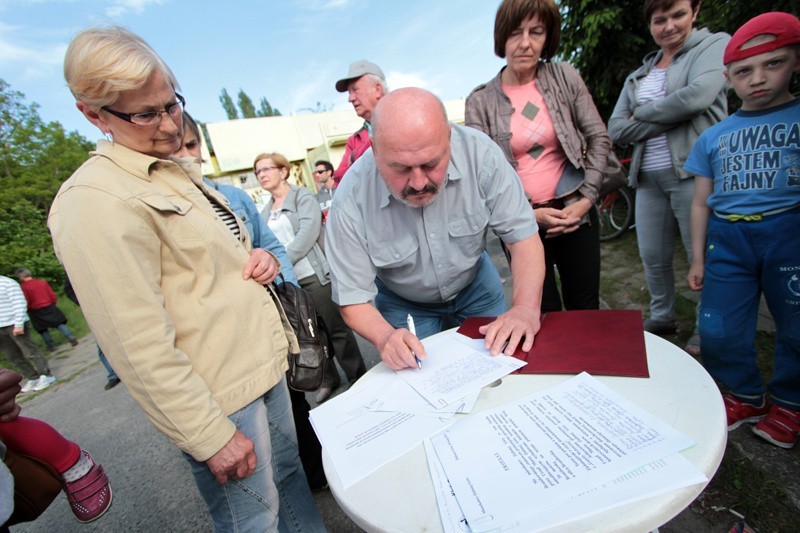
[206,430,258,484]
[479,305,540,356]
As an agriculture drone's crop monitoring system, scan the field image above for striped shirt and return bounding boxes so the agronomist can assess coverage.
[211,200,241,239]
[0,275,30,328]
[636,67,673,171]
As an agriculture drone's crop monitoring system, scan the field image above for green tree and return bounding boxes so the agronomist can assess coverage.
[220,88,281,118]
[0,79,93,284]
[257,97,282,117]
[238,89,257,118]
[219,88,238,119]
[558,0,799,121]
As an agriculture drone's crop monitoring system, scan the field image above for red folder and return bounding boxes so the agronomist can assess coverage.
[456,310,649,378]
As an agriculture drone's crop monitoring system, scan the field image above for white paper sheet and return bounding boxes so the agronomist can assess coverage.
[397,331,526,409]
[427,442,707,533]
[430,373,696,532]
[309,369,451,488]
[370,374,480,418]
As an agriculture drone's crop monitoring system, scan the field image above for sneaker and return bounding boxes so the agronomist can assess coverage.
[752,405,800,449]
[69,337,79,347]
[104,378,121,391]
[724,394,770,431]
[32,374,57,391]
[20,379,37,393]
[643,319,677,335]
[63,451,113,522]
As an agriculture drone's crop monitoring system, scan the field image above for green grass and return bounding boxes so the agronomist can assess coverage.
[708,445,793,532]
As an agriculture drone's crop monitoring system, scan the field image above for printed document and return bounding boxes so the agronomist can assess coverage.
[429,373,696,531]
[369,368,480,419]
[310,369,451,488]
[427,439,705,532]
[397,330,526,409]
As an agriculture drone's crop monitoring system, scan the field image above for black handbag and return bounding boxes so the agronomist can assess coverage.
[272,277,334,392]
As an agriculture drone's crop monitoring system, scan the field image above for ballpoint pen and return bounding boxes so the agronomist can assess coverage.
[406,313,422,369]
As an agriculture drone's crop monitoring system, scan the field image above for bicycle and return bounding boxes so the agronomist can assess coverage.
[597,186,635,241]
[596,156,635,242]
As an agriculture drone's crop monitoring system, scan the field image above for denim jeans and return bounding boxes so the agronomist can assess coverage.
[699,208,800,409]
[375,251,508,339]
[97,346,118,381]
[183,377,325,532]
[39,323,75,350]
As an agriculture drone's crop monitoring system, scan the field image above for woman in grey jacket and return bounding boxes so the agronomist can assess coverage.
[608,0,728,352]
[465,0,613,313]
[257,152,366,404]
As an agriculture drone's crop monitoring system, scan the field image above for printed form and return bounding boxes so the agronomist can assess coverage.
[427,439,705,533]
[397,331,526,408]
[309,369,452,488]
[429,373,697,531]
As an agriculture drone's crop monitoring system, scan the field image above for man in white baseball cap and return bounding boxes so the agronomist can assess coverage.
[333,60,388,183]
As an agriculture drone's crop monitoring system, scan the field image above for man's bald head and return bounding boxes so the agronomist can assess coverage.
[370,88,452,208]
[371,87,449,146]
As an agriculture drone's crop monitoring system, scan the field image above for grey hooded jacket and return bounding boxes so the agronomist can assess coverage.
[608,28,730,185]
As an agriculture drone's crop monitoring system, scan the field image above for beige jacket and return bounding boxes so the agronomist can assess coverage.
[49,141,291,461]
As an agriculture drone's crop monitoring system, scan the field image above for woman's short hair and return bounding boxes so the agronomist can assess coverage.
[183,112,200,141]
[643,0,701,23]
[64,26,180,109]
[253,152,290,175]
[494,0,561,60]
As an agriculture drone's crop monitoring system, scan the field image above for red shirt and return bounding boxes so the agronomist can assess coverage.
[20,279,57,310]
[333,125,372,185]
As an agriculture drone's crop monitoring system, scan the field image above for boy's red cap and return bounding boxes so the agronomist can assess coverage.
[724,12,800,65]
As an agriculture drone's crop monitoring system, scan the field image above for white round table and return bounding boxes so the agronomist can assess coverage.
[322,331,726,532]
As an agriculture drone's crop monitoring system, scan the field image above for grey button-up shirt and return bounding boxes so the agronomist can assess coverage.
[326,124,537,306]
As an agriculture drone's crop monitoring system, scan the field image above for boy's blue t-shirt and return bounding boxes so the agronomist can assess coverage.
[684,98,800,214]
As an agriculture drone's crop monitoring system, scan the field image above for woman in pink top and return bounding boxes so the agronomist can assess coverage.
[466,0,614,313]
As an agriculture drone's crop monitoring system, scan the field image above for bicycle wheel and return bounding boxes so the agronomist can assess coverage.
[597,187,633,241]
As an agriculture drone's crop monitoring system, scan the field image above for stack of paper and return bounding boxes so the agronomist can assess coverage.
[309,331,526,488]
[426,373,707,532]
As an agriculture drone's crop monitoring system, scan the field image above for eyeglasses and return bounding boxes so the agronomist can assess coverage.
[102,93,185,126]
[255,166,280,176]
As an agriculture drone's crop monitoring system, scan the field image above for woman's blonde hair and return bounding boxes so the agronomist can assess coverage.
[253,152,291,177]
[64,26,180,108]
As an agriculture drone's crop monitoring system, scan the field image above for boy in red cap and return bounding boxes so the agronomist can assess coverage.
[684,12,800,448]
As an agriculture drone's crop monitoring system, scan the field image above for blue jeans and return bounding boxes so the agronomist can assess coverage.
[699,208,800,409]
[183,377,325,532]
[40,323,75,350]
[375,251,508,339]
[97,346,118,381]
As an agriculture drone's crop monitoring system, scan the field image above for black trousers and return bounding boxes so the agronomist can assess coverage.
[288,388,327,490]
[540,207,601,313]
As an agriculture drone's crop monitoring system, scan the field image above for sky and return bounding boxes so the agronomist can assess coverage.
[1,0,507,141]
